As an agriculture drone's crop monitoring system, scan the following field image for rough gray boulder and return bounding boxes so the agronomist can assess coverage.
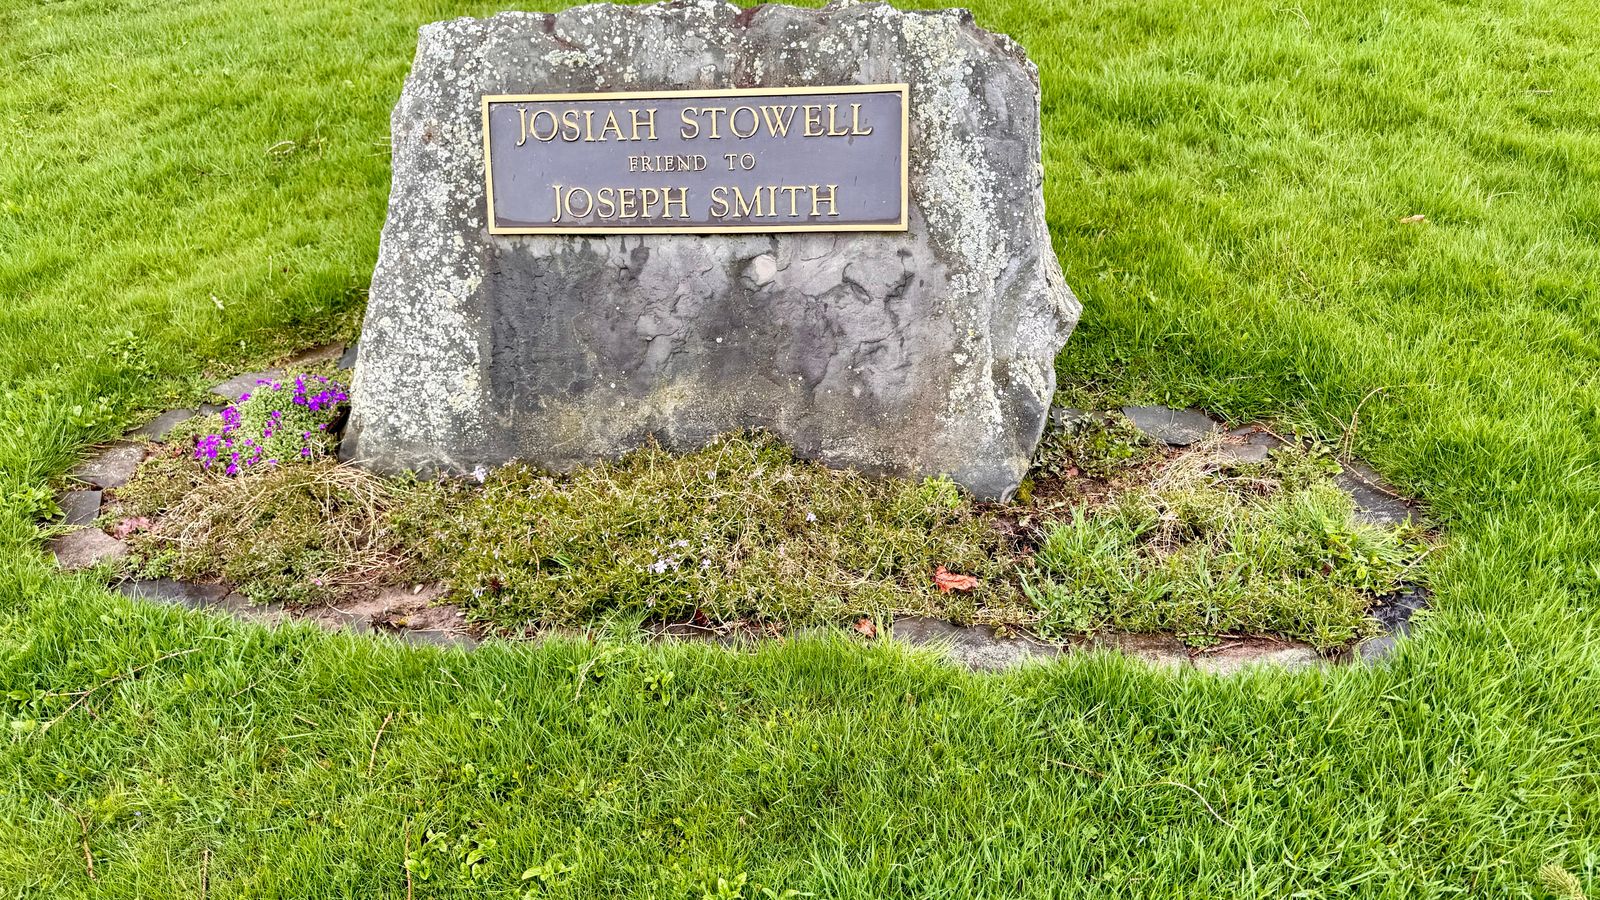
[343,0,1079,499]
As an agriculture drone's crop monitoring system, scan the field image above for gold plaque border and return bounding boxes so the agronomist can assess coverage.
[481,83,910,235]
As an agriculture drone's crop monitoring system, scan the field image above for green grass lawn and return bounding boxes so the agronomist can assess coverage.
[3,0,1599,895]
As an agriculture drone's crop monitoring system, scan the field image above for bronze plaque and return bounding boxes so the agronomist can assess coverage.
[482,84,908,235]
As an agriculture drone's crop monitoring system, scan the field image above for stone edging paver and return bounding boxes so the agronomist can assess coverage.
[45,367,1426,672]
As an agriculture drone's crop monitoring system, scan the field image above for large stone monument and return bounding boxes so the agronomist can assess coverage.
[343,0,1079,499]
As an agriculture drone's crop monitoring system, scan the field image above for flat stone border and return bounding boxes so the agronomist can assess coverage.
[208,342,349,402]
[1121,405,1222,447]
[50,395,1428,672]
[110,577,479,648]
[89,573,1421,672]
[47,528,128,570]
[58,489,102,526]
[129,408,207,441]
[68,442,147,490]
[889,617,1061,671]
[887,618,1418,673]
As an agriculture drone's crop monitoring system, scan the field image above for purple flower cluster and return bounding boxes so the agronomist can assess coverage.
[194,431,239,475]
[291,373,348,413]
[194,373,349,476]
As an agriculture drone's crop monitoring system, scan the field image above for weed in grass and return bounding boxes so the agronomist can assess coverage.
[518,854,575,895]
[1025,445,1429,648]
[405,823,498,886]
[1032,412,1156,482]
[3,480,56,524]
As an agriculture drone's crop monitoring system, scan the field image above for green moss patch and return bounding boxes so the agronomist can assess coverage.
[111,412,1429,648]
[404,434,1020,628]
[118,430,1023,629]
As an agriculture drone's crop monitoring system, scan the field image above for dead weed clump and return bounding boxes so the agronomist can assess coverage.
[123,450,439,606]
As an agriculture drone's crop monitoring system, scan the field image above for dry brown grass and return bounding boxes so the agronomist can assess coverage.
[125,455,433,605]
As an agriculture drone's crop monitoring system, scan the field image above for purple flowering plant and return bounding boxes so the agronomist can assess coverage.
[194,373,349,475]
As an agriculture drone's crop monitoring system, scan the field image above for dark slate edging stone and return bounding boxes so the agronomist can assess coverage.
[1336,459,1417,527]
[129,408,198,441]
[1122,406,1221,447]
[1187,640,1323,675]
[211,592,290,626]
[69,443,146,489]
[1218,425,1285,465]
[390,628,478,649]
[1343,585,1430,664]
[58,490,102,527]
[1371,585,1429,634]
[111,578,479,644]
[1351,633,1400,663]
[100,568,1421,671]
[889,617,1061,671]
[210,370,280,403]
[50,529,128,571]
[1048,406,1099,434]
[115,578,229,609]
[646,623,755,648]
[94,393,1432,671]
[209,343,347,402]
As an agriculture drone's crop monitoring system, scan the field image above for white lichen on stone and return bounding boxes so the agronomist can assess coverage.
[543,48,593,67]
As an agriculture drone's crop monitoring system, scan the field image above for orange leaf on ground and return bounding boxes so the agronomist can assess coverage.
[933,566,980,594]
[853,617,878,638]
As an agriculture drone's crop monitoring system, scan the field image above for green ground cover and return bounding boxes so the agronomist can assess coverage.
[2,0,1598,896]
[111,411,1423,648]
[1024,440,1427,647]
[114,429,1019,623]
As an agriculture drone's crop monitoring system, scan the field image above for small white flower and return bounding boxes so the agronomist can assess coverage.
[805,511,818,523]
[471,464,488,483]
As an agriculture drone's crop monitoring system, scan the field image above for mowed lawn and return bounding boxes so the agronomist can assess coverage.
[3,0,1599,895]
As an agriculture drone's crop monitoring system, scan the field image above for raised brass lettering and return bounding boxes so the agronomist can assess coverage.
[629,107,657,142]
[811,184,839,217]
[730,106,760,139]
[850,103,873,136]
[487,86,907,233]
[803,105,824,137]
[761,104,796,136]
[826,104,850,137]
